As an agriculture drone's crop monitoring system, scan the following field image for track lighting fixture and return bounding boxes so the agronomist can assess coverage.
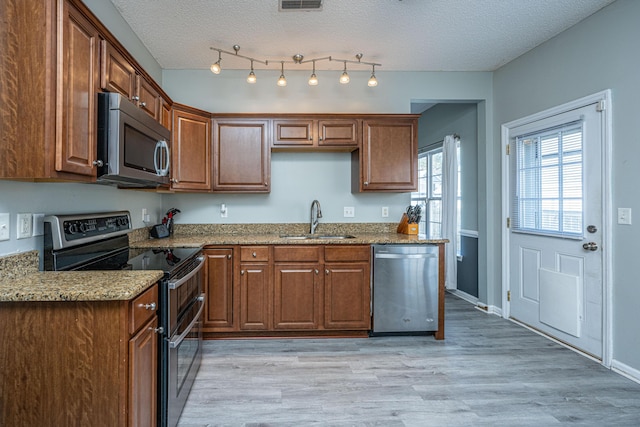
[247,60,257,84]
[277,62,287,87]
[210,46,381,87]
[339,61,350,84]
[368,65,378,87]
[210,50,222,74]
[308,60,318,86]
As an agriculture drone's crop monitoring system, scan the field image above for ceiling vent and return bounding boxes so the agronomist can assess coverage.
[279,0,323,12]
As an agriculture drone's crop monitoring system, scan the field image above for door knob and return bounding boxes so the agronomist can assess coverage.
[582,242,598,251]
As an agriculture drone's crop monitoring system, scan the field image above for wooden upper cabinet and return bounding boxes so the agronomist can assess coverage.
[272,118,359,150]
[100,40,165,123]
[355,117,418,192]
[213,119,271,192]
[318,119,359,147]
[56,0,100,177]
[172,105,212,191]
[100,40,136,99]
[161,99,172,131]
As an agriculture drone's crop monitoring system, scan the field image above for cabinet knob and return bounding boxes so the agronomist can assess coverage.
[150,326,164,334]
[325,269,329,275]
[315,269,319,275]
[132,96,140,101]
[140,102,147,107]
[364,181,369,186]
[171,178,179,184]
[227,254,232,259]
[318,137,323,141]
[240,270,245,275]
[92,160,104,167]
[264,182,268,186]
[141,302,156,311]
[252,252,257,257]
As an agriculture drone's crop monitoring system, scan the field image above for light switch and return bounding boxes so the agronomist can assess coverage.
[618,207,632,225]
[0,213,9,241]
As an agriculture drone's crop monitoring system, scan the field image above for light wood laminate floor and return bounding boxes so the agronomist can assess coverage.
[178,294,640,426]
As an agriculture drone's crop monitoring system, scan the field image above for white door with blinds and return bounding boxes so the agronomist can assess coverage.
[507,102,604,359]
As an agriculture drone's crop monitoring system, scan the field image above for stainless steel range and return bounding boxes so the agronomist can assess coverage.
[43,211,204,427]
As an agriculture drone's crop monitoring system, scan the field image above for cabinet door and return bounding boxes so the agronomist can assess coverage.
[213,119,270,192]
[318,119,359,147]
[239,263,271,330]
[203,248,234,331]
[272,119,315,147]
[129,316,158,427]
[136,75,160,120]
[100,40,136,100]
[161,99,172,131]
[273,264,322,329]
[357,118,418,191]
[56,0,100,177]
[324,262,371,329]
[172,107,212,191]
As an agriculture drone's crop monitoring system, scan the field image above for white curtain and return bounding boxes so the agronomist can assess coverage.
[442,135,458,290]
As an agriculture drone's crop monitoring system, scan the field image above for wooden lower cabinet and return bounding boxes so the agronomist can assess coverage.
[0,284,159,427]
[203,248,234,331]
[273,263,322,329]
[203,244,371,337]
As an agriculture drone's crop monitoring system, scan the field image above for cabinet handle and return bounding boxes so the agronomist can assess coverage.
[315,269,319,275]
[92,160,104,167]
[252,252,257,257]
[141,302,156,311]
[264,182,268,186]
[227,254,232,259]
[325,269,329,275]
[364,181,369,186]
[150,326,164,334]
[171,178,179,184]
[140,102,147,107]
[318,137,323,141]
[132,96,140,101]
[241,270,245,275]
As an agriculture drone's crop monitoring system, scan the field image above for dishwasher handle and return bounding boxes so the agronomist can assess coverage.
[374,253,437,259]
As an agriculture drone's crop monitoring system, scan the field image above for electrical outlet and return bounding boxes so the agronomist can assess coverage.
[17,213,33,239]
[220,203,228,218]
[32,213,45,236]
[382,207,389,217]
[0,213,9,241]
[344,207,355,218]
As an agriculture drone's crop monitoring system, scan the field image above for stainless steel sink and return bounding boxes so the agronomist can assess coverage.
[279,234,356,240]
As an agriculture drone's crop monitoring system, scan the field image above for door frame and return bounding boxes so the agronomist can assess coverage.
[500,90,613,367]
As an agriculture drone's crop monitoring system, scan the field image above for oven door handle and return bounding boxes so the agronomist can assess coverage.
[168,255,205,290]
[169,294,205,349]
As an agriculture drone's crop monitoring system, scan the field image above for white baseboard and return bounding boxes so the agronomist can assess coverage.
[448,290,502,317]
[611,359,640,385]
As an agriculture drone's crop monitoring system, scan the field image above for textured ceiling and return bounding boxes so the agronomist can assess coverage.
[109,0,614,72]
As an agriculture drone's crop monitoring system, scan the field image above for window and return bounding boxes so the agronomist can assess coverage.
[412,147,443,237]
[412,143,461,250]
[511,121,583,238]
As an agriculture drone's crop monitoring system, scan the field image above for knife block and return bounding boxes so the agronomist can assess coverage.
[397,213,419,235]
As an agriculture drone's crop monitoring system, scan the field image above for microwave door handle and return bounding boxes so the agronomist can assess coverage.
[155,140,170,176]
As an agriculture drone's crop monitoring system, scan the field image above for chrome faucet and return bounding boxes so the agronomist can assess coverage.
[310,200,323,234]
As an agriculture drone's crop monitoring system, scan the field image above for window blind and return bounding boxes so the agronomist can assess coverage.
[511,120,584,239]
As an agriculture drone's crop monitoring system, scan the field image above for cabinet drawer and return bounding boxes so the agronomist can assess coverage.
[273,246,321,262]
[325,245,370,262]
[240,246,270,262]
[130,284,159,334]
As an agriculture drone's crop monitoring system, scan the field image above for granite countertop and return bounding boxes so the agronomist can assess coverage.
[0,270,164,303]
[130,232,448,249]
[0,223,447,303]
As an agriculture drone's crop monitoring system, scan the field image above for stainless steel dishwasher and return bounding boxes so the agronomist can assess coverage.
[371,244,439,335]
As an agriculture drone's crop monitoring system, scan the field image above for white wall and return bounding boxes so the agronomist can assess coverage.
[493,0,640,373]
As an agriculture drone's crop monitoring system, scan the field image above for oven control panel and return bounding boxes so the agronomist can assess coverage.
[63,214,130,241]
[44,211,132,250]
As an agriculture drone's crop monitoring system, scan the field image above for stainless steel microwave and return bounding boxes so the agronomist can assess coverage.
[97,92,170,188]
